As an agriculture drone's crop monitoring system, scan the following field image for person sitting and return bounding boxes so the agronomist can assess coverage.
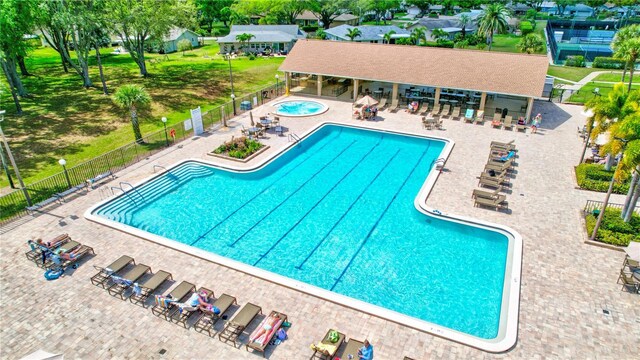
[371,106,378,118]
[517,116,526,125]
[358,339,374,360]
[55,246,85,261]
[493,150,516,162]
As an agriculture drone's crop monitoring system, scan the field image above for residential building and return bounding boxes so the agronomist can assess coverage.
[295,11,359,28]
[161,28,200,53]
[408,13,479,41]
[217,25,306,54]
[324,25,411,44]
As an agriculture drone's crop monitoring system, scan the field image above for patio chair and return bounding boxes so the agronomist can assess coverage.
[623,256,639,271]
[491,113,503,128]
[377,97,387,110]
[171,287,215,328]
[472,188,503,200]
[440,104,451,117]
[151,281,196,320]
[386,98,399,112]
[464,108,475,123]
[245,311,288,357]
[218,302,262,347]
[335,338,365,360]
[45,245,95,271]
[503,115,514,130]
[474,196,509,210]
[194,293,237,336]
[90,255,135,288]
[474,110,485,125]
[422,116,433,129]
[418,102,429,114]
[310,329,345,360]
[107,263,152,299]
[450,107,461,121]
[429,104,441,116]
[617,269,639,293]
[129,270,173,307]
[434,115,443,129]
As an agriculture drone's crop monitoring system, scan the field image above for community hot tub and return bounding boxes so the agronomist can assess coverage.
[273,100,328,117]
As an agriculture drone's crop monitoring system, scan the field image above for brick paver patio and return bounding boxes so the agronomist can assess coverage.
[1,96,638,359]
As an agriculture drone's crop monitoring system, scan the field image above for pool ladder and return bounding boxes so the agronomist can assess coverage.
[110,182,145,204]
[153,164,169,173]
[288,133,301,144]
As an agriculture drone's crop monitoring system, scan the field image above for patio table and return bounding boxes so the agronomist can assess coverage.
[260,119,272,127]
[449,100,459,105]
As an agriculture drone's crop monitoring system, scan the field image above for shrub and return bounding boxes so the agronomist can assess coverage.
[592,57,626,69]
[565,55,585,67]
[476,42,486,50]
[575,164,630,194]
[301,25,319,33]
[520,21,534,35]
[585,208,640,246]
[248,53,256,60]
[428,12,438,18]
[214,137,263,159]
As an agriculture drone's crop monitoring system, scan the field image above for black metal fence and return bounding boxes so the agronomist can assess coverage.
[0,82,285,225]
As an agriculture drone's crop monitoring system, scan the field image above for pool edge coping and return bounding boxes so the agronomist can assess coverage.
[84,122,522,353]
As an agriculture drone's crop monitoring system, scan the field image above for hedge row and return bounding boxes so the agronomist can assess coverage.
[585,208,640,246]
[565,55,585,67]
[575,163,630,194]
[592,57,626,69]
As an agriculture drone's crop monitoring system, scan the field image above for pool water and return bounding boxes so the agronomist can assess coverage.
[94,125,508,339]
[275,100,327,116]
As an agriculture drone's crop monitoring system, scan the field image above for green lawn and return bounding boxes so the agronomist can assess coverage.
[488,20,547,54]
[547,65,613,82]
[567,81,640,104]
[0,41,283,187]
[593,72,632,82]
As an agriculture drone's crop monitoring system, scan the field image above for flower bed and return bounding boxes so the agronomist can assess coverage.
[575,164,630,194]
[213,137,264,159]
[585,208,640,246]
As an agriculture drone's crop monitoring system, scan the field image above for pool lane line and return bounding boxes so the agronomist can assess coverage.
[252,138,386,267]
[295,149,401,270]
[329,144,431,291]
[226,139,358,248]
[187,133,346,247]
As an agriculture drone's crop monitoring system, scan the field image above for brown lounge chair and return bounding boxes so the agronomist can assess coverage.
[171,287,214,328]
[310,329,345,360]
[491,113,503,128]
[39,240,81,268]
[474,110,485,125]
[218,302,262,347]
[387,98,399,112]
[151,281,196,320]
[617,270,640,293]
[129,270,173,307]
[503,115,514,130]
[46,244,95,270]
[90,255,135,288]
[335,338,365,360]
[194,293,238,336]
[440,104,451,117]
[450,106,461,121]
[377,97,387,110]
[429,104,441,116]
[246,311,288,357]
[474,196,509,210]
[472,188,503,200]
[418,102,429,115]
[26,234,71,264]
[107,263,152,299]
[491,140,516,151]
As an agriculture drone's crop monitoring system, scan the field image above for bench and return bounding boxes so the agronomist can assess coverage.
[56,183,87,201]
[26,195,62,214]
[88,170,115,189]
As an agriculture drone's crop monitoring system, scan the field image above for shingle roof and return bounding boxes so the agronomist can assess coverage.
[296,11,358,22]
[217,25,306,43]
[411,18,478,31]
[325,25,410,41]
[279,40,549,98]
[163,27,198,41]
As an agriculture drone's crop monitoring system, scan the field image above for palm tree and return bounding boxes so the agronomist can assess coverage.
[235,33,256,52]
[476,3,510,51]
[516,34,544,54]
[315,28,327,40]
[459,14,471,38]
[410,27,426,45]
[346,27,362,41]
[383,30,396,44]
[614,38,640,92]
[112,85,151,143]
[611,24,640,83]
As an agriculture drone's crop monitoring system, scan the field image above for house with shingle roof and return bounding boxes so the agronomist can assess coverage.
[217,25,306,54]
[295,11,359,28]
[324,25,411,44]
[408,14,479,41]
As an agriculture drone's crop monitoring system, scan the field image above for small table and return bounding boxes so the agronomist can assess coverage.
[248,127,259,134]
[260,119,272,127]
[449,99,459,105]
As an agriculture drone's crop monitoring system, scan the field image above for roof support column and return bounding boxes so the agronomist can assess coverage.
[479,92,487,111]
[525,97,534,120]
[434,87,441,105]
[317,75,323,96]
[353,79,359,100]
[392,83,398,104]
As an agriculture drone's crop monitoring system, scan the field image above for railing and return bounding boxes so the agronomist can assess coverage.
[0,82,285,225]
[584,200,640,215]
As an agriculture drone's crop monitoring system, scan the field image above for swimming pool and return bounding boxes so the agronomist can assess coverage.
[87,124,521,351]
[273,100,328,117]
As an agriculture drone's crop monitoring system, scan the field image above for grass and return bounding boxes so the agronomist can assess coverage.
[547,65,613,82]
[567,81,640,103]
[593,72,632,82]
[0,41,283,188]
[488,20,547,54]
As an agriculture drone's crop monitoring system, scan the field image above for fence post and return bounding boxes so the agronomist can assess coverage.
[119,147,126,167]
[134,142,140,162]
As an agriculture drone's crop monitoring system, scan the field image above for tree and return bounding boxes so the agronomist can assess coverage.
[554,0,577,15]
[235,33,255,52]
[405,0,435,16]
[178,39,193,55]
[615,39,640,92]
[459,14,471,38]
[476,3,510,51]
[105,0,195,77]
[346,27,362,41]
[410,27,427,45]
[196,0,235,33]
[612,25,640,89]
[430,28,448,43]
[361,0,400,25]
[383,30,396,44]
[112,85,151,143]
[516,33,544,54]
[315,28,327,40]
[308,0,349,29]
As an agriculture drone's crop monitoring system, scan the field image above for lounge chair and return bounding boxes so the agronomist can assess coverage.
[463,108,475,123]
[472,188,503,200]
[194,293,237,336]
[516,120,527,132]
[503,115,514,130]
[377,97,387,110]
[491,140,515,150]
[440,104,451,117]
[107,263,152,299]
[151,281,196,320]
[171,287,215,328]
[335,338,365,360]
[617,269,640,293]
[429,104,441,116]
[474,196,509,210]
[129,270,173,307]
[310,329,345,360]
[40,239,81,268]
[450,107,461,121]
[218,302,262,346]
[26,234,72,265]
[491,113,503,128]
[487,157,515,169]
[386,98,399,112]
[90,255,135,288]
[475,110,485,125]
[45,244,95,271]
[246,311,288,357]
[478,174,509,189]
[418,102,429,114]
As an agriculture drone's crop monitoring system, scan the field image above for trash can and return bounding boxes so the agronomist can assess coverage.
[592,209,600,217]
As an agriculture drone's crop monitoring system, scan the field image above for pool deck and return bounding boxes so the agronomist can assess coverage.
[2,96,638,359]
